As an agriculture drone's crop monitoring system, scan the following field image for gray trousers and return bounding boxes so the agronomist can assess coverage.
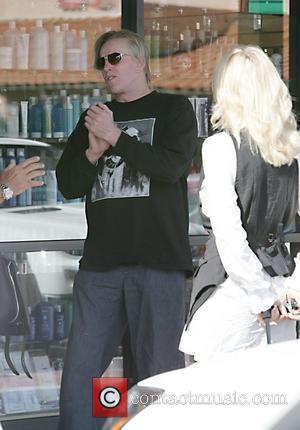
[58,266,186,430]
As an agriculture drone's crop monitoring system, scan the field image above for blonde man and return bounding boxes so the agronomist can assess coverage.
[56,29,197,430]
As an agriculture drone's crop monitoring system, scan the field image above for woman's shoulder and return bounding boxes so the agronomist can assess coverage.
[203,131,235,153]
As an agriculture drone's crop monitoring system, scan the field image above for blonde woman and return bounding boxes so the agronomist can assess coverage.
[180,45,300,363]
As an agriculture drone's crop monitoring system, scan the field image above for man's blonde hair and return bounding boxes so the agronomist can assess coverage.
[211,45,300,166]
[94,29,151,84]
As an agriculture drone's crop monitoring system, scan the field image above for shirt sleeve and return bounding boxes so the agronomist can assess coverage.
[56,113,101,199]
[200,132,287,314]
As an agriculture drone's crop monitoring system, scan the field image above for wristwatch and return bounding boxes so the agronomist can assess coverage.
[0,184,14,201]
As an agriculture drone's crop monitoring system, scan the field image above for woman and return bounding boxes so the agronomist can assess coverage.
[180,45,300,363]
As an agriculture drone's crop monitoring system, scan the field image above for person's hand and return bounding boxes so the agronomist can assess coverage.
[257,300,288,326]
[85,132,110,165]
[0,156,45,202]
[84,104,121,146]
[285,289,300,320]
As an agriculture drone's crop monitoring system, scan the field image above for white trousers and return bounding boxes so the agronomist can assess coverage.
[180,281,297,364]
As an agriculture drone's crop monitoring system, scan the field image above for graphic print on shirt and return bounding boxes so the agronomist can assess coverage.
[91,118,155,201]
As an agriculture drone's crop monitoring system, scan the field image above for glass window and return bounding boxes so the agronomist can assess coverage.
[144,0,289,236]
[0,0,121,241]
[144,0,289,91]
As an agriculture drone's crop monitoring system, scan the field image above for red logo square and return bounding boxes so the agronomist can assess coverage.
[92,377,128,417]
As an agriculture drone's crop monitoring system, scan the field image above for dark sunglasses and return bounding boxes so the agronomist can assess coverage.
[96,52,129,70]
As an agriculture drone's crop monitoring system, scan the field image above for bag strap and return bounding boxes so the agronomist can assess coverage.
[4,336,19,376]
[21,343,32,379]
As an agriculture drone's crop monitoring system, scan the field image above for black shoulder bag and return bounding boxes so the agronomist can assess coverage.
[254,223,295,278]
[0,256,32,378]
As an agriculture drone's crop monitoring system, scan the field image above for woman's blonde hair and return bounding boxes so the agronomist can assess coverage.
[211,45,300,166]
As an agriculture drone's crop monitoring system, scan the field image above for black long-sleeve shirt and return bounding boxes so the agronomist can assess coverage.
[56,91,198,273]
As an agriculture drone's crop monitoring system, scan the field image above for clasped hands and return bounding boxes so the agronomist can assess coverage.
[84,103,121,165]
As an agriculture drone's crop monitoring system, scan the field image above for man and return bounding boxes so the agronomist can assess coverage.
[0,156,44,203]
[56,29,197,430]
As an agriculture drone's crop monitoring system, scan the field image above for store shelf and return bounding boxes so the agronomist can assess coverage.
[0,70,103,87]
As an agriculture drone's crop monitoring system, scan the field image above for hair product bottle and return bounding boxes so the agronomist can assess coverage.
[50,25,64,71]
[3,20,19,69]
[29,96,43,139]
[52,95,65,140]
[4,148,17,207]
[16,147,27,207]
[35,298,55,341]
[43,97,53,138]
[79,30,88,71]
[29,19,49,70]
[54,305,65,340]
[72,94,81,128]
[16,27,30,70]
[6,102,19,137]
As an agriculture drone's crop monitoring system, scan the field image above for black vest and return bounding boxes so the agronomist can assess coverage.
[186,133,298,327]
[233,133,298,249]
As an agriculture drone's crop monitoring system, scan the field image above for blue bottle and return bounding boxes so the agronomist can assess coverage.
[29,97,43,139]
[0,148,4,172]
[54,305,65,340]
[26,187,32,206]
[52,95,65,140]
[4,148,17,207]
[72,94,81,130]
[27,305,36,341]
[64,95,73,138]
[16,148,27,207]
[43,97,53,139]
[35,298,55,341]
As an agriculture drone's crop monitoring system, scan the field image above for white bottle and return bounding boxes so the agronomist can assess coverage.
[6,102,19,137]
[182,26,193,51]
[81,94,90,113]
[46,170,57,205]
[90,88,102,105]
[65,95,74,137]
[62,23,76,50]
[50,25,64,71]
[66,48,81,71]
[79,30,88,71]
[0,46,13,69]
[29,19,49,70]
[3,20,20,68]
[16,27,30,70]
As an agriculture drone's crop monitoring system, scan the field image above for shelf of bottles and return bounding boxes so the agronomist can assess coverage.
[0,17,120,85]
[144,1,289,92]
[0,15,121,165]
[0,84,112,210]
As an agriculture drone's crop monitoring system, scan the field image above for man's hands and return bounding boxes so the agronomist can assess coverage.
[84,104,121,164]
[0,156,45,203]
[85,133,110,165]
